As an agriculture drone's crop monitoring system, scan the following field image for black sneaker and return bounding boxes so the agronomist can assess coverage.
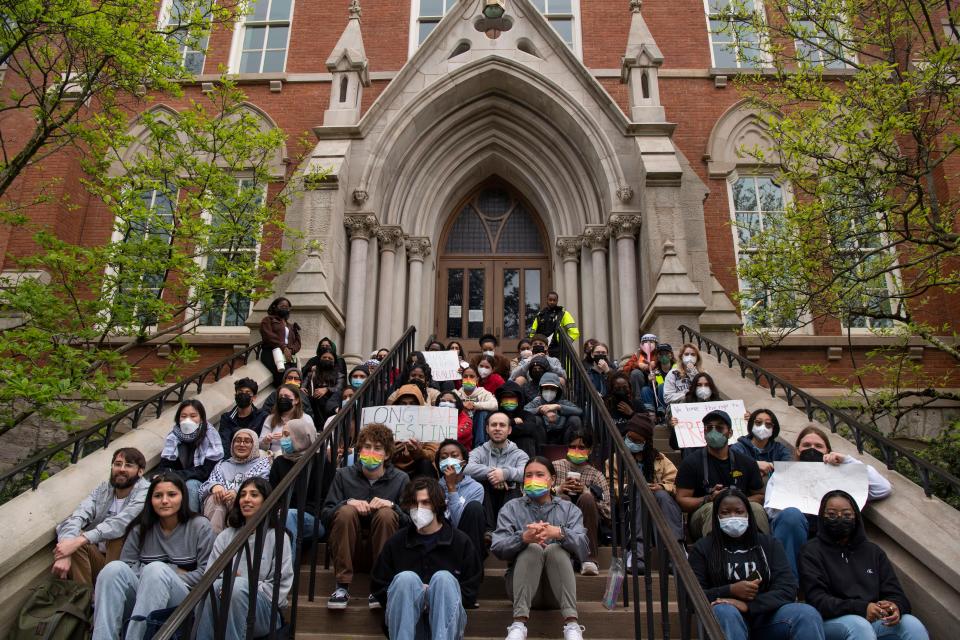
[327,587,349,609]
[368,594,381,610]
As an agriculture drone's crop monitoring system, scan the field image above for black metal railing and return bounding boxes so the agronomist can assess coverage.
[152,326,417,640]
[679,325,960,504]
[0,342,264,499]
[556,332,724,640]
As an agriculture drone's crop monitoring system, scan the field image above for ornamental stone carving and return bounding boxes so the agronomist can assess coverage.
[405,237,432,262]
[582,225,610,251]
[376,226,404,250]
[616,185,635,203]
[352,189,368,205]
[609,214,642,239]
[344,213,377,239]
[556,237,582,263]
[629,0,642,12]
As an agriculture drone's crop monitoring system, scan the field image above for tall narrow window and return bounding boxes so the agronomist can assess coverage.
[161,0,211,74]
[531,0,575,49]
[416,0,457,44]
[705,0,765,68]
[237,0,293,73]
[792,8,850,69]
[339,76,349,103]
[199,178,264,327]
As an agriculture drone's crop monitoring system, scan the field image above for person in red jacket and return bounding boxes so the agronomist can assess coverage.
[437,390,475,451]
[477,355,506,395]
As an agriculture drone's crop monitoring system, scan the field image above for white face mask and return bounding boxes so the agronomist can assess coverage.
[409,507,434,531]
[520,350,532,359]
[541,389,558,402]
[695,387,712,401]
[178,419,200,435]
[478,366,492,378]
[752,424,774,441]
[439,401,456,409]
[682,355,697,366]
[483,350,495,358]
[718,516,749,538]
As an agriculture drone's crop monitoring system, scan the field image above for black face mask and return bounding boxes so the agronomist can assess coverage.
[276,397,294,413]
[532,344,545,354]
[594,354,608,363]
[822,516,856,540]
[798,448,825,463]
[319,360,335,370]
[235,394,252,409]
[530,368,545,382]
[318,345,331,354]
[276,308,290,319]
[612,389,629,399]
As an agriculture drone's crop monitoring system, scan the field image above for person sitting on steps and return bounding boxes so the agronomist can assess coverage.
[464,411,529,538]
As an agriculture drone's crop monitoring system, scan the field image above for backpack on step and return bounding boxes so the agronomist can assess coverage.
[9,580,92,640]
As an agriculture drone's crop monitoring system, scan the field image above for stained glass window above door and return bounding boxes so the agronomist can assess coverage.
[444,187,545,254]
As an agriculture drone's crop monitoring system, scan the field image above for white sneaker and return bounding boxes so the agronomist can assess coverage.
[580,561,599,576]
[563,622,585,640]
[505,621,528,640]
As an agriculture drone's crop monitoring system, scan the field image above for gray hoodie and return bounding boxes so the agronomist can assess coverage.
[490,495,588,564]
[56,477,150,546]
[464,440,529,485]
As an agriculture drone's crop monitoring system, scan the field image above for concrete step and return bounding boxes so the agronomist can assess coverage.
[295,600,680,638]
[301,544,621,570]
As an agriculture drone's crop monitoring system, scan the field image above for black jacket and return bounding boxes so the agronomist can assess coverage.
[689,532,797,619]
[269,453,324,516]
[320,463,410,528]
[217,406,268,446]
[370,522,482,609]
[799,497,911,620]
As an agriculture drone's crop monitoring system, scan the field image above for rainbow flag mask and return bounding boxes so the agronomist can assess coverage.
[359,450,385,470]
[523,480,550,498]
[566,448,589,464]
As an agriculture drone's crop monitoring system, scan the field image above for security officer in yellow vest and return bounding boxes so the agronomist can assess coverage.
[528,291,580,357]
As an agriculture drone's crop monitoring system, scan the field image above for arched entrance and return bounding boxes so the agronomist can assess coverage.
[435,180,552,355]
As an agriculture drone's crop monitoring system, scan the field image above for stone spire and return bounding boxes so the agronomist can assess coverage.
[323,0,370,126]
[621,0,665,122]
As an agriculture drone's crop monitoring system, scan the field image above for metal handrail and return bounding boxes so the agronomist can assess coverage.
[152,326,417,640]
[678,325,960,503]
[556,331,725,640]
[0,341,265,498]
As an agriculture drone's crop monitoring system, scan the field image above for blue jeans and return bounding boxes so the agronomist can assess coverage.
[285,510,324,556]
[713,602,825,640]
[385,571,467,640]
[186,479,202,513]
[772,507,809,579]
[93,561,190,640]
[824,614,929,640]
[197,577,275,640]
[472,411,488,448]
[638,382,666,414]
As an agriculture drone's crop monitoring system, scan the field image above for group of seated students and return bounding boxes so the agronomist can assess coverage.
[50,334,928,640]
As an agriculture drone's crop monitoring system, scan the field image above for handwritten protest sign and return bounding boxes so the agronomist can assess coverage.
[765,461,869,514]
[671,399,747,448]
[361,405,458,442]
[421,350,462,381]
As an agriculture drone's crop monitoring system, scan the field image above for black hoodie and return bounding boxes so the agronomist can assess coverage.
[799,490,911,620]
[303,336,347,378]
[494,381,541,458]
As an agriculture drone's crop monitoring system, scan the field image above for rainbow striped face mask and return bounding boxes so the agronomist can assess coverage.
[566,447,589,465]
[523,480,550,498]
[359,449,385,471]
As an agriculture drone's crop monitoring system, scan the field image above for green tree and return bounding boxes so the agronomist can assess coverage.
[716,1,960,438]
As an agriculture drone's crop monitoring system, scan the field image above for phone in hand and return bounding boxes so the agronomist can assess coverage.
[745,569,762,583]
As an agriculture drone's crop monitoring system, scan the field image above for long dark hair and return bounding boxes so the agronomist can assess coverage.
[175,399,207,430]
[684,372,720,403]
[706,488,770,587]
[266,297,291,317]
[523,456,556,479]
[225,477,276,530]
[137,473,194,540]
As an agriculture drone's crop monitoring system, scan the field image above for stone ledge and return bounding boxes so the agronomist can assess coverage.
[738,334,957,348]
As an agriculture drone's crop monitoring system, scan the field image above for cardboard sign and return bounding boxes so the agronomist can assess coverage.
[672,399,748,448]
[361,405,458,442]
[421,350,462,381]
[765,461,869,515]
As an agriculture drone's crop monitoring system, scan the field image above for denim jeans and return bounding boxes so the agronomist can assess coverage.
[638,383,666,414]
[712,602,825,640]
[823,614,929,640]
[186,479,202,513]
[196,577,275,640]
[771,507,809,579]
[385,571,467,640]
[285,510,324,557]
[93,561,190,640]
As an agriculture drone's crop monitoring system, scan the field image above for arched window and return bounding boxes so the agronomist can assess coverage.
[339,76,349,103]
[444,187,545,254]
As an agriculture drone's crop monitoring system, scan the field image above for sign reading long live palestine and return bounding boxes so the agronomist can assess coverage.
[361,405,458,442]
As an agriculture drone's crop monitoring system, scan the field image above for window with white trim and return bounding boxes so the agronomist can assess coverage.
[411,0,579,52]
[729,175,799,328]
[160,0,210,75]
[705,0,766,68]
[236,0,293,73]
[198,178,264,327]
[792,5,851,69]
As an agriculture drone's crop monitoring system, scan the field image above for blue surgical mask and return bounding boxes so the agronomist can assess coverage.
[438,458,462,474]
[279,437,295,455]
[351,377,365,389]
[624,436,645,454]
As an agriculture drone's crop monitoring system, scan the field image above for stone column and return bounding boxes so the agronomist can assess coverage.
[375,226,404,347]
[579,239,594,340]
[556,237,581,326]
[610,215,642,355]
[584,225,610,344]
[405,237,432,331]
[342,214,378,362]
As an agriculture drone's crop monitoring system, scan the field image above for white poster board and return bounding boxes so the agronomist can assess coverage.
[672,399,748,448]
[765,461,869,515]
[361,405,458,442]
[421,350,462,381]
